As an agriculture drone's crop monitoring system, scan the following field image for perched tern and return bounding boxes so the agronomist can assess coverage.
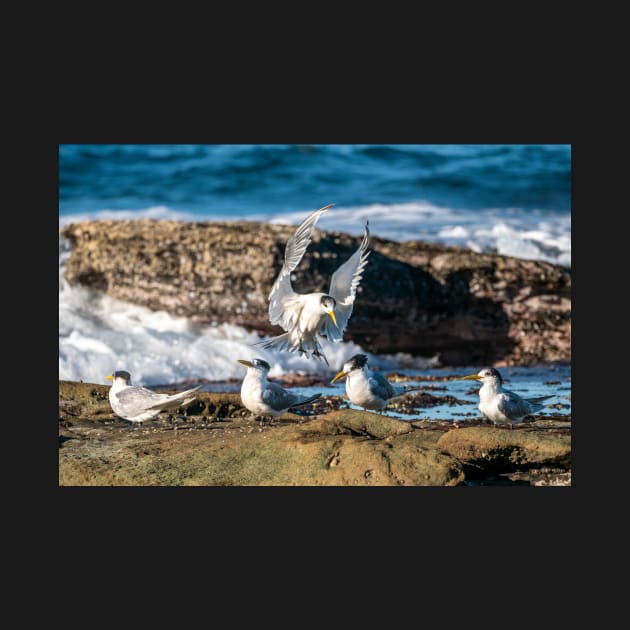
[462,367,552,428]
[330,354,424,412]
[105,370,200,427]
[256,204,370,365]
[237,358,322,423]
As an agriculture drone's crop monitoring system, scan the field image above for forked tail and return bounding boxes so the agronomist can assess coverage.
[172,385,201,407]
[253,332,292,352]
[402,385,424,393]
[288,393,322,415]
[526,395,553,412]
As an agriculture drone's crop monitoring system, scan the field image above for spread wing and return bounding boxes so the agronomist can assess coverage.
[497,391,533,420]
[262,382,302,413]
[319,221,370,341]
[268,204,333,327]
[368,372,397,401]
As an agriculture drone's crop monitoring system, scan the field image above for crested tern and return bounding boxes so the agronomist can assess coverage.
[237,358,322,423]
[105,370,201,427]
[462,367,552,428]
[256,204,370,365]
[330,354,424,412]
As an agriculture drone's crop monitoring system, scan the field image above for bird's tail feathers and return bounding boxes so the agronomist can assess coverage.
[151,387,200,412]
[174,385,201,403]
[253,332,292,352]
[526,395,553,412]
[288,393,322,415]
[178,394,198,408]
[402,385,424,393]
[170,386,201,408]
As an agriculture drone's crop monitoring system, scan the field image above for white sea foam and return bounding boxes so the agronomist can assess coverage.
[60,199,571,266]
[60,234,427,384]
[59,199,569,383]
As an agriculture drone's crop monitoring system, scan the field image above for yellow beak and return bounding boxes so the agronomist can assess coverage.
[327,310,338,327]
[462,374,482,380]
[330,370,347,384]
[237,359,254,368]
[105,374,113,381]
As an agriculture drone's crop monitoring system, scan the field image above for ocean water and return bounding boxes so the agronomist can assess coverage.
[59,144,572,402]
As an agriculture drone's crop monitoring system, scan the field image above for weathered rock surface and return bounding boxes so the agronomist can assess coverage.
[59,381,571,486]
[60,219,571,365]
[437,426,571,475]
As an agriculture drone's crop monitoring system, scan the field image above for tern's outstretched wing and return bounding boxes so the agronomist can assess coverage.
[268,204,333,328]
[319,221,370,341]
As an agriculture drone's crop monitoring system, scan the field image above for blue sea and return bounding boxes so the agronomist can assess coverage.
[59,144,571,419]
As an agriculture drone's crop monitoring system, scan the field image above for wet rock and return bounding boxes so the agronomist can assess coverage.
[319,409,414,439]
[58,381,463,486]
[60,219,571,365]
[58,381,569,486]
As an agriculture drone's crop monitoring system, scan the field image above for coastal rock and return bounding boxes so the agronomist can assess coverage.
[59,381,570,486]
[436,426,571,475]
[61,219,571,365]
[321,409,414,439]
[58,381,463,486]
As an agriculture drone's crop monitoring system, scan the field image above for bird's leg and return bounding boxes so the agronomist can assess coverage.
[312,346,329,366]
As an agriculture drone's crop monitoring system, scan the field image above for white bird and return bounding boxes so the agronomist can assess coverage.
[105,370,201,427]
[462,367,552,428]
[237,358,322,423]
[256,204,370,365]
[330,354,424,412]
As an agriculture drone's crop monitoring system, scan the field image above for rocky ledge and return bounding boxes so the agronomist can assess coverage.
[60,219,570,366]
[59,381,571,486]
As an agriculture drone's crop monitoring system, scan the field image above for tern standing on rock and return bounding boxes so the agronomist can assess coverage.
[237,358,322,424]
[462,367,552,429]
[105,370,200,427]
[256,204,371,365]
[330,354,424,412]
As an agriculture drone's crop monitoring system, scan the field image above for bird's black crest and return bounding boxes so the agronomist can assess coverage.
[348,354,368,370]
[486,367,503,383]
[113,370,131,381]
[252,358,271,371]
[320,295,337,309]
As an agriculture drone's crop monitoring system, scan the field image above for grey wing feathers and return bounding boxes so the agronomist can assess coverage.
[368,373,397,401]
[283,205,333,274]
[319,222,371,341]
[116,385,199,416]
[262,382,303,412]
[114,387,169,418]
[497,391,536,419]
